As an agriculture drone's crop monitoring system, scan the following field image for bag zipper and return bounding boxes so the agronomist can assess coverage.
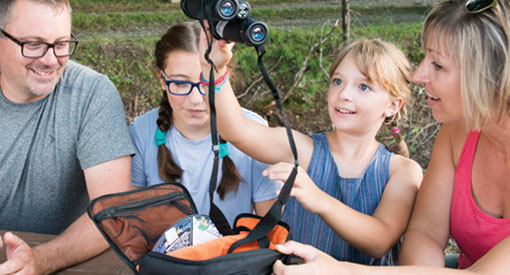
[94,192,188,222]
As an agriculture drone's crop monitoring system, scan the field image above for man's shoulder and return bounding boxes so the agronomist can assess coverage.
[57,60,119,104]
[60,60,111,91]
[63,60,104,80]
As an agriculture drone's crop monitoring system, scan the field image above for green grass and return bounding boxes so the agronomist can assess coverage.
[70,0,176,12]
[70,4,429,35]
[72,10,186,33]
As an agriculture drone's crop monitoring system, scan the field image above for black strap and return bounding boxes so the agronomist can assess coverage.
[197,7,299,241]
[227,166,297,253]
[255,45,299,165]
[257,236,270,248]
[196,2,234,236]
[208,59,234,236]
[227,46,299,253]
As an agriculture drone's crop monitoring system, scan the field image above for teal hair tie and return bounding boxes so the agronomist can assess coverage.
[219,142,230,159]
[155,128,166,146]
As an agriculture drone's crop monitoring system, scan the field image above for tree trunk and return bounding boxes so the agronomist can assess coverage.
[341,0,350,42]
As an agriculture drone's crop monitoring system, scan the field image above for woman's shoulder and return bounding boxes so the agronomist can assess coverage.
[436,123,471,167]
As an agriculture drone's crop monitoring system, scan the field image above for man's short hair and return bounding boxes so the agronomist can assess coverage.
[0,0,72,30]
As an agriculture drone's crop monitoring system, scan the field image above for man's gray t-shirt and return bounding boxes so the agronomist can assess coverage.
[0,60,135,234]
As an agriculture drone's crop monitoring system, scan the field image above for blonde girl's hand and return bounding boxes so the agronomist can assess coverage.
[199,21,235,75]
[262,162,325,214]
[272,241,350,275]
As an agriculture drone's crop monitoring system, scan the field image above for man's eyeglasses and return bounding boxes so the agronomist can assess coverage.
[465,0,509,42]
[0,29,79,58]
[161,70,206,96]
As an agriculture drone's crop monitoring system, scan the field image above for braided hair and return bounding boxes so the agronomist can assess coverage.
[154,22,244,199]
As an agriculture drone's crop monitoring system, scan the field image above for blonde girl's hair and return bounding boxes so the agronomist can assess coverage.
[423,0,510,129]
[329,38,412,157]
[154,22,244,199]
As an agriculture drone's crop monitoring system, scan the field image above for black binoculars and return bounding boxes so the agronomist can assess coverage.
[181,0,269,46]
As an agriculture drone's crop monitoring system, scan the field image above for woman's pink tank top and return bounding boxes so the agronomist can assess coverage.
[450,131,510,269]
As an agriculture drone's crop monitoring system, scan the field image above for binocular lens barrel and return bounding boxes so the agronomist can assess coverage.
[182,0,239,21]
[248,24,267,44]
[181,0,269,46]
[215,0,238,20]
[216,19,268,46]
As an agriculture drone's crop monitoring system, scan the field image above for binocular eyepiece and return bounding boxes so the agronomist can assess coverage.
[181,0,269,46]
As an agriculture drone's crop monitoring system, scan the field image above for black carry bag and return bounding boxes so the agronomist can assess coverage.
[88,173,296,274]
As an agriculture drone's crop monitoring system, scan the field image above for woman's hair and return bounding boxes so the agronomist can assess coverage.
[423,0,510,129]
[329,38,412,157]
[154,22,244,199]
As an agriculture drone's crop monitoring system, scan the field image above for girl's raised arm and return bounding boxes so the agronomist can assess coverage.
[199,29,314,168]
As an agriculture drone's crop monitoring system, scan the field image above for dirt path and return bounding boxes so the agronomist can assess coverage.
[351,0,439,6]
[255,0,439,9]
[259,0,438,30]
[76,1,440,39]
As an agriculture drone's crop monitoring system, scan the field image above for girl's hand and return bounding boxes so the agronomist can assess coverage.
[263,162,326,214]
[272,241,349,275]
[199,21,235,75]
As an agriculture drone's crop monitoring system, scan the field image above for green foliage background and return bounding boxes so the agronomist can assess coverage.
[69,0,438,169]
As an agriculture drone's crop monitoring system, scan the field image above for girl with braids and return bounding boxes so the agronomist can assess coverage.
[128,22,281,227]
[202,30,423,265]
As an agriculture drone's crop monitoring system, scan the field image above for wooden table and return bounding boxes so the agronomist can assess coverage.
[0,230,133,274]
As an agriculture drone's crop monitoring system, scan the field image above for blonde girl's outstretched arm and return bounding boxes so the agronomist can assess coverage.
[199,26,314,168]
[265,157,422,258]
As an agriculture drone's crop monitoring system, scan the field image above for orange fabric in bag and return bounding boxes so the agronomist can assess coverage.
[167,216,289,261]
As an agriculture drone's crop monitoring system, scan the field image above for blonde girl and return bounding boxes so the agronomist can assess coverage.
[202,35,422,265]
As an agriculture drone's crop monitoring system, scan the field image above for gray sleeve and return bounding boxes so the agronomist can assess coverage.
[129,119,148,187]
[77,75,135,169]
[250,158,281,203]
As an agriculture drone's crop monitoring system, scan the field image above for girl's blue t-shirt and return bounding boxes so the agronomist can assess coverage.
[129,108,281,226]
